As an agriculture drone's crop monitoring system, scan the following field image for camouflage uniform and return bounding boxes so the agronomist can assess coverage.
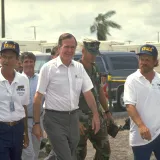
[77,40,111,160]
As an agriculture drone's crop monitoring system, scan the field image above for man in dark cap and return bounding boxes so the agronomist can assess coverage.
[0,41,29,160]
[76,39,113,160]
[124,44,160,160]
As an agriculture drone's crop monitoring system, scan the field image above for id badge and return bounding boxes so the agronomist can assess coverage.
[10,101,15,112]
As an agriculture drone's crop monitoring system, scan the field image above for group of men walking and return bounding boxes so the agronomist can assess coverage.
[0,33,112,160]
[0,32,160,160]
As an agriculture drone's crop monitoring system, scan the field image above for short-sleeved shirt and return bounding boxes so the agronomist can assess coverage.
[22,73,39,117]
[0,68,30,122]
[124,69,160,146]
[37,56,93,111]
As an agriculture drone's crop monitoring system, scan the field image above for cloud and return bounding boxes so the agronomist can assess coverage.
[0,0,159,44]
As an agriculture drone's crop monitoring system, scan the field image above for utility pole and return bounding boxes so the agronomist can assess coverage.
[30,26,37,40]
[126,40,132,44]
[158,32,159,43]
[1,0,5,38]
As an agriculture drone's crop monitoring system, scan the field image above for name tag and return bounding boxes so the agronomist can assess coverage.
[152,83,160,90]
[16,85,25,96]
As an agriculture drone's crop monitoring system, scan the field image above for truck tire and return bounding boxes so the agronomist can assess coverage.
[117,87,126,111]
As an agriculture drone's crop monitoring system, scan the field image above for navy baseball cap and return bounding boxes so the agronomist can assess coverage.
[83,40,100,55]
[0,41,20,56]
[137,44,158,58]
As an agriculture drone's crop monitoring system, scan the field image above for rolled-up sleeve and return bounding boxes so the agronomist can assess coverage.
[81,67,93,93]
[37,64,50,94]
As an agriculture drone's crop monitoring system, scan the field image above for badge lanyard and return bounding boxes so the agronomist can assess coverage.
[5,81,16,112]
[10,96,15,112]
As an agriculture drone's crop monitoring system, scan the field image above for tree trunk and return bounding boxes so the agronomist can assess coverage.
[97,31,106,41]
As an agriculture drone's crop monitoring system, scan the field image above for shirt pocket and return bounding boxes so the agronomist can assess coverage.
[75,78,83,92]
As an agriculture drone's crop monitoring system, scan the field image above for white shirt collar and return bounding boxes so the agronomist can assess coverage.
[136,69,143,78]
[0,68,19,83]
[136,69,159,81]
[22,71,37,78]
[56,56,74,68]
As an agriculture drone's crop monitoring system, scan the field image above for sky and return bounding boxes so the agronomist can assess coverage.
[0,0,160,44]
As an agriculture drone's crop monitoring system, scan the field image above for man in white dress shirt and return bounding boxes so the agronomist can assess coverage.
[32,33,100,160]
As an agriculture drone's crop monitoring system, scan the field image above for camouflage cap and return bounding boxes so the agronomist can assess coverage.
[83,39,100,55]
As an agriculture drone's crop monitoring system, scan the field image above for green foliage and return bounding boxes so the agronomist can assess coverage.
[90,11,121,40]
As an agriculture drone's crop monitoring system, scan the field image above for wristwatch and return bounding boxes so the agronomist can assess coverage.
[33,122,40,126]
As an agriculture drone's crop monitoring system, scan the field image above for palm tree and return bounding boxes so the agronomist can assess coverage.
[90,11,121,40]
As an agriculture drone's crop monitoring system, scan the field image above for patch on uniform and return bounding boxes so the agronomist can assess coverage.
[16,85,25,96]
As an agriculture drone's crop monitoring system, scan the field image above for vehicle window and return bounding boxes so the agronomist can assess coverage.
[46,48,51,53]
[108,56,138,70]
[35,55,51,73]
[74,55,82,61]
[74,55,106,73]
[95,57,106,73]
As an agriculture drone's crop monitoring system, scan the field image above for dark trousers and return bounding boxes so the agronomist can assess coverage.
[0,120,24,160]
[43,110,79,160]
[132,134,160,160]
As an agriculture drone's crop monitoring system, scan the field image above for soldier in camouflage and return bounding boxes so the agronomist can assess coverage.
[77,40,113,160]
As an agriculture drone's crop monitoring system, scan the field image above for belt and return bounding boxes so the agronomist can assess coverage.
[45,109,79,114]
[0,119,23,126]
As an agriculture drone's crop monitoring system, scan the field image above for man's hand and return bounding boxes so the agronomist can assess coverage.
[79,122,86,135]
[23,134,29,148]
[92,112,100,134]
[138,124,151,141]
[126,104,152,141]
[32,124,43,141]
[103,112,114,126]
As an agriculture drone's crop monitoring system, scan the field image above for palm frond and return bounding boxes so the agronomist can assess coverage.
[104,10,116,19]
[90,10,121,40]
[95,14,103,22]
[90,25,96,33]
[104,20,121,29]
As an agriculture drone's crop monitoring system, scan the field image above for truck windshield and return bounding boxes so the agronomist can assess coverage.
[95,56,106,73]
[74,55,106,73]
[103,55,138,70]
